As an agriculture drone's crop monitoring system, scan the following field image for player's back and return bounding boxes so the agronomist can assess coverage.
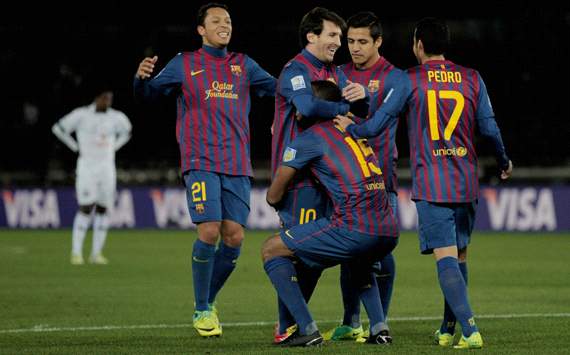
[305,120,398,237]
[405,60,482,203]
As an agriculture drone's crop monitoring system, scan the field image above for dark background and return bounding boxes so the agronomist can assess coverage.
[1,1,568,186]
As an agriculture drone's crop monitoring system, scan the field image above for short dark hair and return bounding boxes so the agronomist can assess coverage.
[414,17,449,55]
[297,80,342,129]
[298,7,346,48]
[347,11,383,40]
[311,80,342,103]
[197,2,229,27]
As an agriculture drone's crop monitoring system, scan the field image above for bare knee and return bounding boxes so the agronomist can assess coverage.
[261,234,292,262]
[458,247,468,262]
[197,222,222,245]
[221,220,244,247]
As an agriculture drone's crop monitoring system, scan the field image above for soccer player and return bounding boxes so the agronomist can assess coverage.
[264,80,398,347]
[324,11,406,341]
[271,7,369,343]
[335,17,513,349]
[133,3,276,338]
[52,87,132,266]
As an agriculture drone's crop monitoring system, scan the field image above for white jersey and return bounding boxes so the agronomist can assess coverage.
[53,103,132,208]
[52,103,132,166]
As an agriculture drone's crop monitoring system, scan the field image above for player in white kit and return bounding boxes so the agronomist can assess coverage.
[52,89,132,265]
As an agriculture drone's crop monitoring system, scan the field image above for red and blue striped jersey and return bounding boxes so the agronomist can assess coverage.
[341,57,404,193]
[134,45,276,177]
[272,50,359,188]
[404,60,507,202]
[282,120,398,237]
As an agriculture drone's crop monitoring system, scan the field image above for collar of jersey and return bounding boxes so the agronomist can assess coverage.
[201,44,228,59]
[301,49,326,69]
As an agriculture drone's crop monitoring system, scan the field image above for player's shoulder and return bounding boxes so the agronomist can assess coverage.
[70,105,92,116]
[339,61,353,73]
[283,57,305,71]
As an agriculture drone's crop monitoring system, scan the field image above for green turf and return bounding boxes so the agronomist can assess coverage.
[1,230,569,354]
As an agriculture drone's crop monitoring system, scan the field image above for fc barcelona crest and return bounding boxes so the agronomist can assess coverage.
[231,65,242,76]
[196,203,205,214]
[368,80,379,93]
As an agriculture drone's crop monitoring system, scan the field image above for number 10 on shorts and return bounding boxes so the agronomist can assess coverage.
[191,181,207,202]
[299,208,316,224]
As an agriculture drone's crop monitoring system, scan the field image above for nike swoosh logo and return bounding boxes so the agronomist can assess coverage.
[192,256,209,263]
[191,69,205,76]
[285,230,294,239]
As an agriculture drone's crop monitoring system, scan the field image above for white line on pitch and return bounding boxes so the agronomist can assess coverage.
[1,313,569,334]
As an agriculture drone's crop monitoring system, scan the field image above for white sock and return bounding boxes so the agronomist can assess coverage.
[92,213,110,256]
[72,212,91,256]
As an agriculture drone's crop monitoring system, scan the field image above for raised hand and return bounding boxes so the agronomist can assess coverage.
[342,80,366,102]
[135,56,158,80]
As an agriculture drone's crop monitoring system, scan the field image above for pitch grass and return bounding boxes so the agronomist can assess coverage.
[0,230,569,354]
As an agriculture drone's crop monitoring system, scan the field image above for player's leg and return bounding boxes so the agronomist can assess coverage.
[262,234,322,346]
[89,170,115,264]
[376,191,398,318]
[89,205,110,264]
[71,169,96,264]
[348,234,398,345]
[207,175,250,307]
[452,201,481,349]
[185,171,223,337]
[416,201,480,348]
[323,263,362,341]
[275,187,327,340]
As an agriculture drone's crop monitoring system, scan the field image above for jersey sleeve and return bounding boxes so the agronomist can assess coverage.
[51,108,81,152]
[281,131,323,170]
[134,53,184,102]
[114,112,133,151]
[474,72,510,168]
[280,64,349,118]
[347,70,411,138]
[245,56,276,97]
[336,68,370,118]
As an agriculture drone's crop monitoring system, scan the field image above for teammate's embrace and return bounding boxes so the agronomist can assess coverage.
[263,80,398,347]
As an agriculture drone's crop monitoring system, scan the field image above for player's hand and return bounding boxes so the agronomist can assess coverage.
[135,56,158,80]
[500,160,513,180]
[333,115,355,131]
[342,81,366,102]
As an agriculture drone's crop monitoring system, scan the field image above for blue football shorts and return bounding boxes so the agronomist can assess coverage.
[280,217,398,269]
[277,186,331,230]
[415,200,477,255]
[184,170,251,226]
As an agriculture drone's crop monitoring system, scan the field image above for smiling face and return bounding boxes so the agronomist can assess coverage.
[347,27,381,69]
[306,20,342,64]
[197,7,232,49]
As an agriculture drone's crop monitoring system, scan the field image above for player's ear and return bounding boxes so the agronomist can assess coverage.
[307,32,317,44]
[197,25,206,36]
[417,39,424,52]
[375,36,383,49]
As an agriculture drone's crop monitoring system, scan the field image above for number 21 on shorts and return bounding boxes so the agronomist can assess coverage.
[191,181,207,202]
